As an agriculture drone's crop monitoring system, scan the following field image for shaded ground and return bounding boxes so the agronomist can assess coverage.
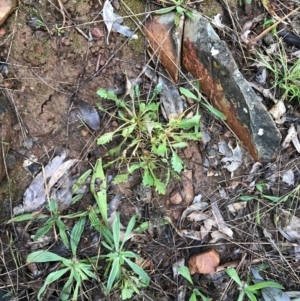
[0,0,300,300]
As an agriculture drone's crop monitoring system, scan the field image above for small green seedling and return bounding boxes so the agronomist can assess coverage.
[178,266,210,301]
[156,0,194,22]
[226,267,284,301]
[97,84,202,194]
[179,85,226,120]
[98,213,150,299]
[26,216,98,301]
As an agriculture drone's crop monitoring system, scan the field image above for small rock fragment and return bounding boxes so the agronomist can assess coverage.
[188,249,220,274]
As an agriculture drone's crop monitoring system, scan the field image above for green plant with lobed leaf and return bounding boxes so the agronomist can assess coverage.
[97,84,202,194]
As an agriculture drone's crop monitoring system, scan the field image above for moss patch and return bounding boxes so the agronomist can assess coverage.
[119,0,147,54]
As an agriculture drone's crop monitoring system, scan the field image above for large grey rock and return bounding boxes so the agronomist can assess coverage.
[182,13,281,162]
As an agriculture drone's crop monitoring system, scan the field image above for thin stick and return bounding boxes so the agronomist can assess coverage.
[251,6,300,43]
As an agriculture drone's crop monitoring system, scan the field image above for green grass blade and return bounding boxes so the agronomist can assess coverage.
[56,218,69,249]
[70,216,86,256]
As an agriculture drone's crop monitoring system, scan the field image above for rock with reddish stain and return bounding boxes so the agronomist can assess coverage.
[182,13,281,162]
[188,249,220,275]
[0,0,17,26]
[144,12,184,83]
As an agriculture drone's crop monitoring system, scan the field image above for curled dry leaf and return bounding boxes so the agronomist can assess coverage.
[188,249,220,275]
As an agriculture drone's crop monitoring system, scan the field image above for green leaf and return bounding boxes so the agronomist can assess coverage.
[70,216,86,256]
[88,208,100,232]
[128,163,142,173]
[189,292,197,301]
[97,88,119,102]
[7,213,49,223]
[179,87,198,100]
[178,266,194,285]
[120,215,137,249]
[142,168,154,186]
[193,289,210,301]
[153,140,167,156]
[113,173,129,184]
[171,151,183,173]
[122,124,135,137]
[112,213,121,252]
[123,257,150,286]
[107,258,121,291]
[37,267,70,300]
[48,199,58,214]
[176,6,184,14]
[171,142,188,148]
[261,194,281,202]
[185,10,195,19]
[226,268,243,287]
[238,195,254,201]
[155,6,176,14]
[33,220,54,241]
[202,103,226,120]
[27,250,68,265]
[97,132,114,145]
[153,176,166,194]
[60,269,73,301]
[247,281,284,291]
[91,159,108,225]
[56,218,70,249]
[245,290,258,301]
[72,169,92,194]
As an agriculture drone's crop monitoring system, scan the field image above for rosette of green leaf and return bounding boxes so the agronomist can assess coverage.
[98,213,150,296]
[26,216,97,301]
